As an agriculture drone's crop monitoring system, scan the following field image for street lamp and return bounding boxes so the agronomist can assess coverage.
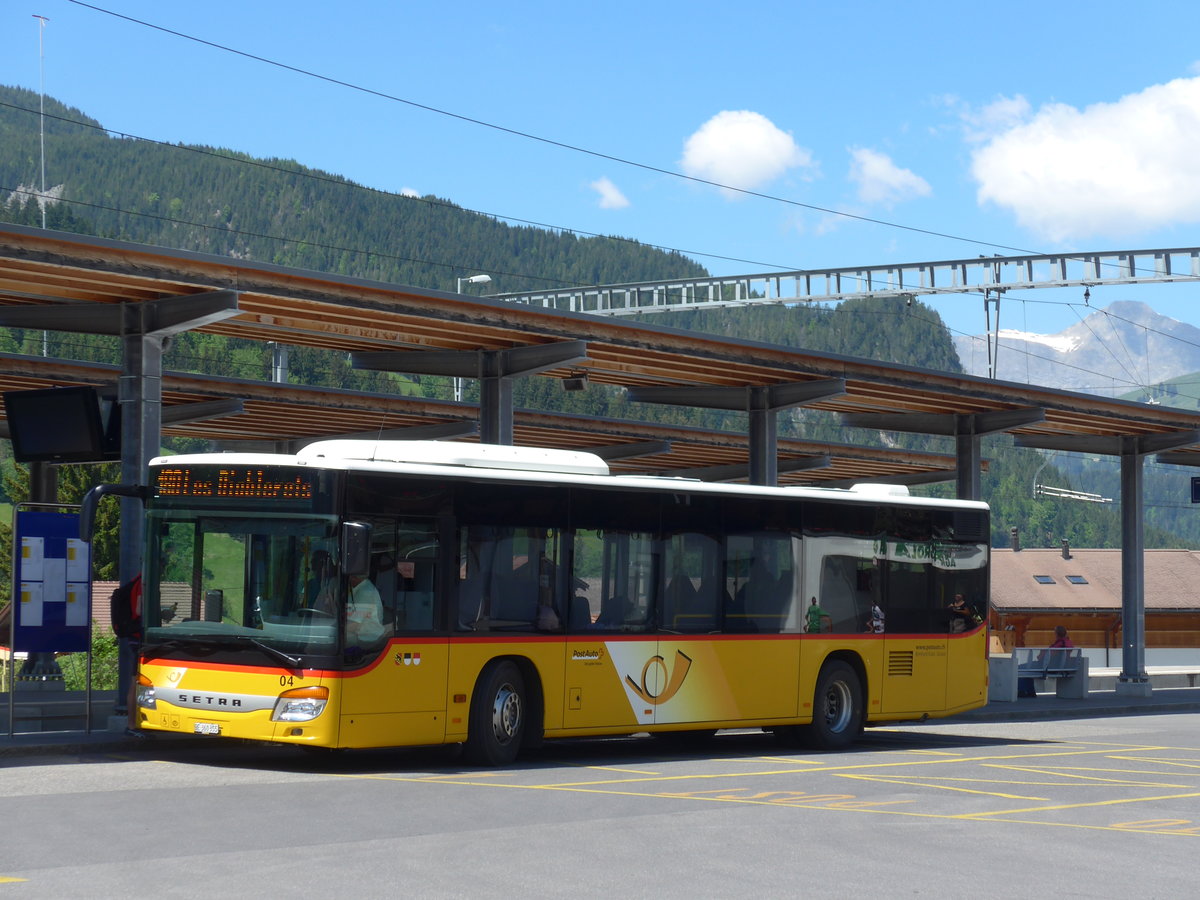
[456,274,492,293]
[452,275,492,401]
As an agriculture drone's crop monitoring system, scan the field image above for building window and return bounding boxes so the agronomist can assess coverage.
[1033,575,1056,584]
[1066,575,1088,585]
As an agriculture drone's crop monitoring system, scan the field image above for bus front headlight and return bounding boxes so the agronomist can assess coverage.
[136,673,157,710]
[271,686,329,722]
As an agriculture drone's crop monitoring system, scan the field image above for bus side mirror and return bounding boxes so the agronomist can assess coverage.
[341,521,371,577]
[80,483,148,541]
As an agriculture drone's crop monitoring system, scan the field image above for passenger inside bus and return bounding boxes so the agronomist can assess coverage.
[372,553,398,627]
[731,552,790,633]
[662,534,721,632]
[947,593,977,633]
[306,550,337,612]
[345,573,385,646]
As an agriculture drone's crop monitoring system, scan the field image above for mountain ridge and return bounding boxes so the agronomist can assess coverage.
[954,300,1200,397]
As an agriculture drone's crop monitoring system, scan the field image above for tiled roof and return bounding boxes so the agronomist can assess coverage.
[991,548,1200,612]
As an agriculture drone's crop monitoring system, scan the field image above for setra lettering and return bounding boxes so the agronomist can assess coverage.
[178,694,242,707]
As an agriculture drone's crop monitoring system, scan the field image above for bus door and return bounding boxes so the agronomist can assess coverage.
[807,537,887,717]
[563,526,657,732]
[648,529,800,729]
[339,516,450,747]
[879,556,947,716]
[696,531,801,724]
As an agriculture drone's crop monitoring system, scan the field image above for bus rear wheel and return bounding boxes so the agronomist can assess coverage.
[806,660,863,751]
[464,660,526,766]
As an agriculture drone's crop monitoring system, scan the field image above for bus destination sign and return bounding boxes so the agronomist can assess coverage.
[156,466,315,501]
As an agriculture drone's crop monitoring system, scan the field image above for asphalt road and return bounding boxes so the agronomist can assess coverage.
[3,714,1199,898]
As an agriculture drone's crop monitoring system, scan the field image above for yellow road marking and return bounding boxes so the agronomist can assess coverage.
[1108,756,1200,770]
[0,877,28,883]
[281,738,1200,837]
[904,749,963,756]
[982,764,1192,788]
[307,764,1200,835]
[581,765,663,775]
[835,773,1048,800]
[955,790,1200,819]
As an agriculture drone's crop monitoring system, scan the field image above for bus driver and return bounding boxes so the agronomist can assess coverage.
[345,573,385,646]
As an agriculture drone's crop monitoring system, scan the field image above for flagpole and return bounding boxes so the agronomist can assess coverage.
[32,15,49,230]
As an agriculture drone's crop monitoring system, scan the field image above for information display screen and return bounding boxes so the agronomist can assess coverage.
[155,466,318,503]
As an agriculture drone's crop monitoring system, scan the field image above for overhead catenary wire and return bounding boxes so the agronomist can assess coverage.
[9,176,1200,410]
[62,0,1199,299]
[0,99,791,275]
[6,8,1200,397]
[55,0,1063,261]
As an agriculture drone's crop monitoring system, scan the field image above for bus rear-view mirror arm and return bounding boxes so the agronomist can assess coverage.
[80,483,149,541]
[341,521,372,577]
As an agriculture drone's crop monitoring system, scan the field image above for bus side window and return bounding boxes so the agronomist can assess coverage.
[819,554,877,634]
[661,532,720,633]
[572,528,653,633]
[726,533,793,634]
[368,520,439,633]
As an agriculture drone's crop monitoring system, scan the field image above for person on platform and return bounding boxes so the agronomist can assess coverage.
[805,597,826,634]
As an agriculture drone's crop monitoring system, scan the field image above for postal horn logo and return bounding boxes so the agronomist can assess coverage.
[624,649,693,705]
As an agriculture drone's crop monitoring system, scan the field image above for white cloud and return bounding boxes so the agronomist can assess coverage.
[970,76,1200,242]
[680,110,813,197]
[960,95,1031,143]
[848,148,931,206]
[400,187,420,197]
[589,176,629,209]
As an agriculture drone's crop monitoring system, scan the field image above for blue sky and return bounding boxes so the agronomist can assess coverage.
[3,0,1200,344]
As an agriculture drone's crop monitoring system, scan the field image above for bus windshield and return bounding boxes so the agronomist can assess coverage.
[143,510,342,661]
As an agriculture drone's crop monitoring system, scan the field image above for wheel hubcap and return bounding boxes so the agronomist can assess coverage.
[491,683,522,745]
[822,680,852,733]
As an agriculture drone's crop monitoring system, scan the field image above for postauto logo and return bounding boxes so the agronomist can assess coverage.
[624,650,693,705]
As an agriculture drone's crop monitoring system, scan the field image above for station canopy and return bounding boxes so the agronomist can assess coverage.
[2,223,1200,484]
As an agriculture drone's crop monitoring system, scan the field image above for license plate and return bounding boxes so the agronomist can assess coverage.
[193,722,221,735]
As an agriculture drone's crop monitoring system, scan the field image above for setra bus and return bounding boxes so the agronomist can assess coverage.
[91,440,990,765]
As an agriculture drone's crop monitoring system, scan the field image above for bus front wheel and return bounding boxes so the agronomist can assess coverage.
[807,660,863,751]
[464,660,526,766]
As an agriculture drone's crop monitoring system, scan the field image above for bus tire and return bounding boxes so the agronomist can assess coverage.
[807,660,863,751]
[464,660,526,766]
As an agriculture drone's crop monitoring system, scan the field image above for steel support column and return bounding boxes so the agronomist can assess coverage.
[842,408,1045,501]
[748,387,778,486]
[628,379,845,486]
[118,327,162,584]
[1017,429,1199,697]
[956,428,982,501]
[353,342,588,447]
[0,292,241,584]
[478,351,514,445]
[1118,438,1150,695]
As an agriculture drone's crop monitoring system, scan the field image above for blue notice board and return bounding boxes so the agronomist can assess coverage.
[12,510,91,653]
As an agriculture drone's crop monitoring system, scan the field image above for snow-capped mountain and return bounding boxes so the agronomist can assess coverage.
[953,301,1200,397]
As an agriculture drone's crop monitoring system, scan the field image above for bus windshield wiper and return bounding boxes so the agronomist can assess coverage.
[144,637,219,657]
[239,637,302,668]
[148,632,301,667]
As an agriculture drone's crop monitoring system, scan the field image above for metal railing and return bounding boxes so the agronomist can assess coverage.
[490,247,1200,316]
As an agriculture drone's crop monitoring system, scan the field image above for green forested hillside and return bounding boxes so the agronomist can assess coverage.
[0,86,703,292]
[0,84,1192,552]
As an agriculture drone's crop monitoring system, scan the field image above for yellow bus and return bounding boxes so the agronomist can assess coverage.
[99,440,989,765]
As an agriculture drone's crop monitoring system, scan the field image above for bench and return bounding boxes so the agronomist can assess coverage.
[1015,648,1089,699]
